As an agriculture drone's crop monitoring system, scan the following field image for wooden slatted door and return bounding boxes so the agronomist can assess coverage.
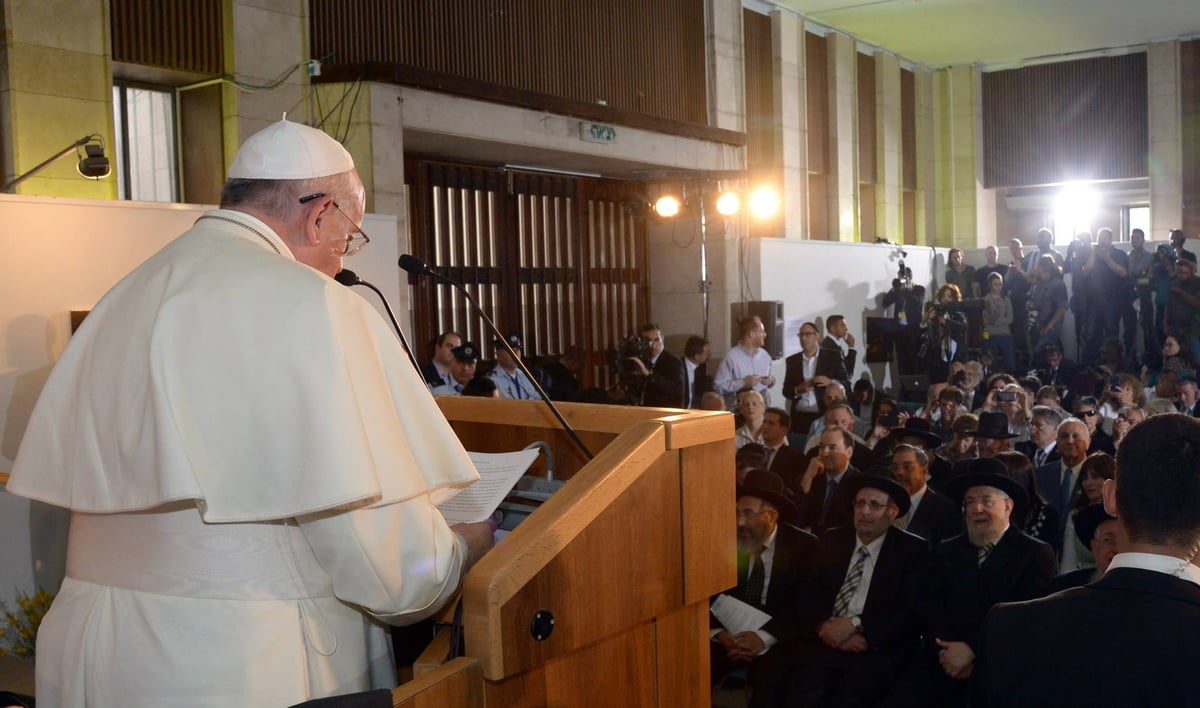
[407,160,648,390]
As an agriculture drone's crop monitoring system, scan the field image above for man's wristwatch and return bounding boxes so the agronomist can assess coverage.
[849,615,862,631]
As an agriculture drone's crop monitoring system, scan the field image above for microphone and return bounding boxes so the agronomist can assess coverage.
[399,254,594,460]
[333,268,422,375]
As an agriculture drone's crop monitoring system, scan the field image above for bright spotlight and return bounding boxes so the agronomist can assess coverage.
[654,195,682,218]
[1054,183,1098,239]
[748,187,780,221]
[715,191,741,216]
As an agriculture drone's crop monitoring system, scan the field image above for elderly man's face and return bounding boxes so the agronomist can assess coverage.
[824,383,847,407]
[303,181,367,278]
[1180,382,1199,408]
[1057,421,1091,465]
[963,485,1013,547]
[825,407,855,433]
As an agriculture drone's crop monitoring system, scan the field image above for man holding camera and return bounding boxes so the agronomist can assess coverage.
[883,266,926,375]
[625,322,684,408]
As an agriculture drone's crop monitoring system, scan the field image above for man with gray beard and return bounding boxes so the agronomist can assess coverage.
[914,458,1055,706]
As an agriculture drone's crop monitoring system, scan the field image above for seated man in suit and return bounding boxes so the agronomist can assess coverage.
[753,472,929,707]
[794,427,861,534]
[1035,417,1090,559]
[626,322,684,408]
[974,414,1200,707]
[891,444,961,547]
[783,321,850,434]
[711,469,818,703]
[761,407,806,492]
[420,330,461,387]
[1015,404,1063,467]
[1036,341,1078,387]
[917,459,1056,706]
[802,402,880,471]
[681,335,711,409]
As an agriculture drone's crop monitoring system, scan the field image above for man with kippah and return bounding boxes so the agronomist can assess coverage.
[7,118,495,705]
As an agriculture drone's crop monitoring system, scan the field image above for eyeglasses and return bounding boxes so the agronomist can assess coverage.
[1028,422,1051,431]
[853,499,891,512]
[299,193,371,256]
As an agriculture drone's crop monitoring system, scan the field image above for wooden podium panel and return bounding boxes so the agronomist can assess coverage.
[431,398,736,706]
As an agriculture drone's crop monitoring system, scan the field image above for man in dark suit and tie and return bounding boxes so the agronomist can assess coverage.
[1035,342,1078,388]
[783,321,850,434]
[710,470,817,703]
[974,414,1200,707]
[1014,405,1062,467]
[1034,417,1090,557]
[628,322,684,408]
[794,427,860,533]
[891,444,961,547]
[1176,375,1200,416]
[917,459,1056,706]
[419,330,461,387]
[752,472,929,706]
[821,314,858,379]
[761,407,807,491]
[681,335,711,409]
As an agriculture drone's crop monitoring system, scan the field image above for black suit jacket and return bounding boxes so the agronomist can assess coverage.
[924,527,1055,652]
[713,524,819,632]
[905,487,962,548]
[973,567,1200,707]
[820,335,857,378]
[641,350,684,408]
[767,445,808,493]
[1014,440,1060,468]
[795,466,861,534]
[782,348,850,419]
[1036,358,1079,387]
[682,358,710,409]
[778,525,929,656]
[419,361,446,387]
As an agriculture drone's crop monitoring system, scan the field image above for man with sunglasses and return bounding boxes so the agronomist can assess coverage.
[8,118,494,705]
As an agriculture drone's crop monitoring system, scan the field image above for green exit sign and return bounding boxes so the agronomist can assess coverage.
[580,121,617,144]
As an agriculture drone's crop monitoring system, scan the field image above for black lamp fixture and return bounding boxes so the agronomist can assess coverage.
[1,134,111,193]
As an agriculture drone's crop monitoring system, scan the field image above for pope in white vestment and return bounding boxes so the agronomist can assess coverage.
[7,119,487,706]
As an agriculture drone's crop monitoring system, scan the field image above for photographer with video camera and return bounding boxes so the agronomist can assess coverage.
[617,322,684,407]
[883,261,926,374]
[919,284,969,383]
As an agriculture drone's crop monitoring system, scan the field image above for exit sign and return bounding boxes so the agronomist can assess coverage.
[580,121,617,144]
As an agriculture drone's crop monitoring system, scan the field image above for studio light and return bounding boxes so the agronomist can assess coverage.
[1,134,110,192]
[654,195,682,218]
[749,186,781,220]
[715,191,741,216]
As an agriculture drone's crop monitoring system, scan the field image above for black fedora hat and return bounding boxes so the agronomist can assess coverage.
[1073,503,1117,548]
[843,470,912,517]
[737,469,799,522]
[886,417,942,449]
[970,411,1018,440]
[945,457,1029,509]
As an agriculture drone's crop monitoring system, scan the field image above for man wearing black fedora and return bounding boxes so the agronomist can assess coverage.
[916,458,1055,706]
[711,469,817,703]
[974,414,1200,707]
[971,410,1019,459]
[756,471,929,706]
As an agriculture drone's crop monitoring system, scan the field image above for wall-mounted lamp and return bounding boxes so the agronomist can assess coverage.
[1,134,111,193]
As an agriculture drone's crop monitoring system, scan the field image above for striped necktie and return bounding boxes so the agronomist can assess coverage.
[832,547,870,617]
[978,542,995,567]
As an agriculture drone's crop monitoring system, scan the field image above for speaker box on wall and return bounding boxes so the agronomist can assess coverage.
[731,301,784,360]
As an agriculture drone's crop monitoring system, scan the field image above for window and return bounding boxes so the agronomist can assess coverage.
[112,83,178,202]
[1124,205,1150,240]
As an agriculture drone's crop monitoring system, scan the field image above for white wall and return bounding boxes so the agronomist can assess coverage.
[0,195,400,607]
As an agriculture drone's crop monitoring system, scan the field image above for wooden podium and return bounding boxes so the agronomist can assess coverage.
[422,397,736,707]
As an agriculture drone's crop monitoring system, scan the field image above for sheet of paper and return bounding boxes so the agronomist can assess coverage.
[710,593,772,633]
[437,449,542,524]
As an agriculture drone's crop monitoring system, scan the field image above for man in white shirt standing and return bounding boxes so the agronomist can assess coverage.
[975,414,1200,707]
[715,315,776,409]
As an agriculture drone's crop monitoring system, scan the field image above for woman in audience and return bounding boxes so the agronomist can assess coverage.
[1052,504,1119,591]
[995,450,1058,549]
[1097,373,1145,435]
[980,382,1032,442]
[1141,335,1197,387]
[1111,405,1145,449]
[1072,395,1116,454]
[982,272,1016,373]
[733,390,766,449]
[1061,452,1116,572]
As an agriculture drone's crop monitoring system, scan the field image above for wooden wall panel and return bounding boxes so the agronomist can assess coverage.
[744,10,775,170]
[901,68,916,191]
[806,32,829,174]
[858,52,876,182]
[110,0,223,74]
[310,0,708,126]
[982,53,1148,188]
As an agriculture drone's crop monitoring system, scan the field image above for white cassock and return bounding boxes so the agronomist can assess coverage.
[7,210,478,707]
